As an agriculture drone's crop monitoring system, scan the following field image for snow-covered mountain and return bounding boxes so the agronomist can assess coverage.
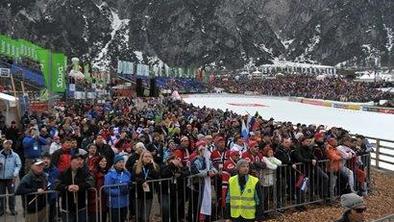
[0,0,392,70]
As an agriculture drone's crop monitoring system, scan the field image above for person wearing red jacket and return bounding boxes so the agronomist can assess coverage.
[210,136,228,219]
[211,136,228,171]
[88,156,108,222]
[52,137,86,173]
[241,140,265,178]
[86,144,100,172]
[221,151,240,207]
[173,136,191,168]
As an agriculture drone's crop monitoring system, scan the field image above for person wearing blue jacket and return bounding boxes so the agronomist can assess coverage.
[104,155,132,222]
[42,153,59,222]
[0,140,21,216]
[22,128,48,173]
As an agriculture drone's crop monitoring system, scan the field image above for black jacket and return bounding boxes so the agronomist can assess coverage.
[292,145,316,164]
[147,142,164,164]
[275,146,292,165]
[5,126,19,143]
[133,163,160,199]
[292,145,317,175]
[55,167,94,211]
[16,171,48,213]
[96,143,114,166]
[160,163,190,197]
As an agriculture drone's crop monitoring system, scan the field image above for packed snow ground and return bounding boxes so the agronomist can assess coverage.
[183,94,394,141]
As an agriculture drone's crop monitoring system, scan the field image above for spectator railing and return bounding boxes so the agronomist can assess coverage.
[363,136,394,171]
[1,155,371,222]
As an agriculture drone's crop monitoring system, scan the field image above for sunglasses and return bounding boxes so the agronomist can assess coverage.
[354,208,367,213]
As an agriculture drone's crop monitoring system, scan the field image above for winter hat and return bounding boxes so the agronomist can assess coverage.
[113,155,124,165]
[229,151,240,159]
[295,132,304,140]
[195,140,207,150]
[236,159,249,170]
[248,140,257,149]
[314,132,325,141]
[340,193,366,209]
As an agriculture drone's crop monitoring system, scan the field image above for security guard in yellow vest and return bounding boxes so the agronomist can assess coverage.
[225,159,264,222]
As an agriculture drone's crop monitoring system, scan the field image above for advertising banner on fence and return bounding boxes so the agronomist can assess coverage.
[377,107,394,114]
[345,104,361,110]
[302,99,325,106]
[37,49,50,87]
[51,53,67,92]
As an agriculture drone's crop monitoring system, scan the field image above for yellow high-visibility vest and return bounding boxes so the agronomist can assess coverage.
[229,175,259,219]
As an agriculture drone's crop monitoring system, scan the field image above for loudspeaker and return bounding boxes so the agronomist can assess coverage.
[149,78,158,97]
[136,78,144,97]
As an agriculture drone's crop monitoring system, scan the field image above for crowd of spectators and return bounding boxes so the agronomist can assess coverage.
[0,94,373,221]
[0,55,42,74]
[210,75,393,103]
[156,77,207,94]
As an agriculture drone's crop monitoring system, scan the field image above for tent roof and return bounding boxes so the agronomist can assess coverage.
[0,92,17,102]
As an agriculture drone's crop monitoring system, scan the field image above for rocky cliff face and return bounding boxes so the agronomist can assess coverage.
[0,0,392,70]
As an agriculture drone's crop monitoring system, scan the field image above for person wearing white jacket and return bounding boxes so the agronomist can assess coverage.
[336,137,356,193]
[49,136,62,155]
[230,136,247,154]
[0,140,21,216]
[261,145,282,211]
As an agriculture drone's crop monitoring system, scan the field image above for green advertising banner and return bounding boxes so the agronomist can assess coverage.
[0,35,37,60]
[37,49,50,87]
[1,34,67,93]
[0,35,5,54]
[51,53,67,92]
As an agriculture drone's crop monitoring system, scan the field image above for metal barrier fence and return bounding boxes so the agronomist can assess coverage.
[363,136,394,171]
[0,188,98,222]
[0,154,372,222]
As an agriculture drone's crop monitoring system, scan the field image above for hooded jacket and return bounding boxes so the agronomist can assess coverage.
[0,149,21,179]
[104,168,132,208]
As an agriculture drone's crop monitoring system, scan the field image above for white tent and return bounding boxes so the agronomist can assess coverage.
[0,93,18,125]
[0,92,17,107]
